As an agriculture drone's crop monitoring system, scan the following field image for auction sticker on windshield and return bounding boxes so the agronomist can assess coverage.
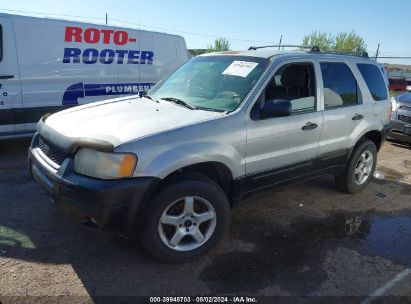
[222,61,259,77]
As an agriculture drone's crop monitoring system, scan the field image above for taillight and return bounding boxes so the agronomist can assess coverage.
[388,97,396,121]
[390,97,398,112]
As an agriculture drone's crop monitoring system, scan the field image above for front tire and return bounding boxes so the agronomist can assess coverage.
[141,173,231,263]
[335,140,377,194]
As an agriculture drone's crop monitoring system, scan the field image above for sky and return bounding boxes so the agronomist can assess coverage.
[1,0,410,65]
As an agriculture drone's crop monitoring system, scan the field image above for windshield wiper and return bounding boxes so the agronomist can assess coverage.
[141,93,159,103]
[143,94,160,103]
[161,97,196,110]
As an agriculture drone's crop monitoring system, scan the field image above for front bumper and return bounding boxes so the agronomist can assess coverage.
[28,138,160,235]
[388,111,411,144]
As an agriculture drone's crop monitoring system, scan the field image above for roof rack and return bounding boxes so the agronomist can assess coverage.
[314,50,369,58]
[248,44,369,58]
[248,44,309,51]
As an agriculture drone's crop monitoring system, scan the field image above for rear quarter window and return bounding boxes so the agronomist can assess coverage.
[357,63,388,101]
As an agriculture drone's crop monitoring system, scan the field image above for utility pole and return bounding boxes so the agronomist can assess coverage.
[105,13,108,25]
[278,35,282,50]
[375,43,380,61]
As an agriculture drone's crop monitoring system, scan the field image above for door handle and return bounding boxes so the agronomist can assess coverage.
[302,122,318,131]
[352,114,364,121]
[0,75,14,80]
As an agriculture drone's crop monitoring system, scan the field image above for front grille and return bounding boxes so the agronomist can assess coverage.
[35,135,68,166]
[398,114,411,124]
[399,105,411,111]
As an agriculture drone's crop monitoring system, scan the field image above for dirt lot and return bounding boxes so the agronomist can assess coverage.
[0,138,411,302]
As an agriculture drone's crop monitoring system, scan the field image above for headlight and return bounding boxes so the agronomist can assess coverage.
[74,148,137,179]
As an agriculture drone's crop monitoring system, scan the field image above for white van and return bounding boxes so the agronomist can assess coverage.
[0,13,188,139]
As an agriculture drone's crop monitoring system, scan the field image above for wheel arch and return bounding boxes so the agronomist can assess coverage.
[156,161,234,199]
[132,161,235,231]
[357,130,383,151]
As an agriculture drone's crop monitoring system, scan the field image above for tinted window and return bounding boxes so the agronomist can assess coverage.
[357,64,388,101]
[320,62,358,108]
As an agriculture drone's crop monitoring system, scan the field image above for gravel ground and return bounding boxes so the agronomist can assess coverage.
[0,138,411,302]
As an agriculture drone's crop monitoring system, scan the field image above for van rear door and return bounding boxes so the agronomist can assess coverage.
[0,16,22,136]
[118,30,188,93]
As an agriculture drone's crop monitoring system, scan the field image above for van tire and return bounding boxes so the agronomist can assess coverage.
[335,140,377,194]
[140,173,231,263]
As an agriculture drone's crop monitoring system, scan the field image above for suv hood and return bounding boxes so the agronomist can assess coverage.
[42,96,223,149]
[397,92,411,107]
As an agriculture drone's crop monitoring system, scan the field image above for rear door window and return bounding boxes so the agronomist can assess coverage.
[320,62,359,109]
[357,64,388,101]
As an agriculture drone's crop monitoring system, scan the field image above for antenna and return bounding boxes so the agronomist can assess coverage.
[375,43,380,60]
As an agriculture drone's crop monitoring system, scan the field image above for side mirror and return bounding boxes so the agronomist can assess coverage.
[261,99,292,118]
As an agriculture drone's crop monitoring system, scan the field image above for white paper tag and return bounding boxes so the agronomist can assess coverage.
[222,61,259,77]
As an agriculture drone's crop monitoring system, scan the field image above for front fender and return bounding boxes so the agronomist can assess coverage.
[115,111,247,180]
[134,140,244,179]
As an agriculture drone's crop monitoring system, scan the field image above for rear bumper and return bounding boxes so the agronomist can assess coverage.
[28,144,160,235]
[381,122,392,144]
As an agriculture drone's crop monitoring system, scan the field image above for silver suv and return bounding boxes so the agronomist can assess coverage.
[28,47,391,262]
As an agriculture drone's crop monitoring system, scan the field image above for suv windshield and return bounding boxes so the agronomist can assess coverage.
[150,55,269,112]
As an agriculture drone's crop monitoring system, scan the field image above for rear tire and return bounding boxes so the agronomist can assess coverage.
[335,140,377,194]
[140,173,231,263]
